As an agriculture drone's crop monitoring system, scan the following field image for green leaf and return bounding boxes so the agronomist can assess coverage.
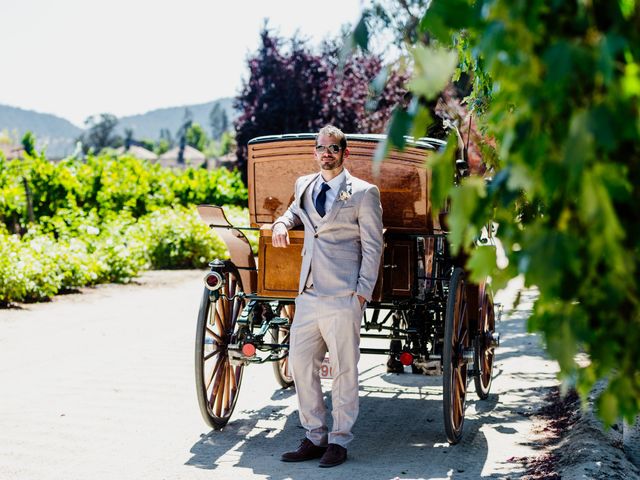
[619,0,636,19]
[506,164,533,193]
[543,41,573,84]
[370,66,389,95]
[448,176,486,253]
[407,46,458,99]
[420,0,476,41]
[588,105,617,152]
[427,135,456,217]
[353,14,369,51]
[339,14,369,67]
[410,105,433,139]
[562,111,593,190]
[622,58,640,98]
[387,107,412,151]
[467,246,497,283]
[597,390,619,427]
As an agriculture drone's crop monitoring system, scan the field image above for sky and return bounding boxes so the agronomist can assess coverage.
[1,0,365,127]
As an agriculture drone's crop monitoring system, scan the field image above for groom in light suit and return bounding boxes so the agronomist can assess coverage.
[272,125,383,468]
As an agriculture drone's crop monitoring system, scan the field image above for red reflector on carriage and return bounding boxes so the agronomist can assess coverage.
[204,271,223,291]
[242,343,256,357]
[399,352,414,366]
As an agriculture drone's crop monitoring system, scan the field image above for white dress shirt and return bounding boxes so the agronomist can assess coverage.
[312,169,346,215]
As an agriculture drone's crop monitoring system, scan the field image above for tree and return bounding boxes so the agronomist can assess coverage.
[361,0,431,54]
[124,128,134,150]
[206,130,236,159]
[185,122,208,153]
[156,128,174,155]
[320,41,408,134]
[138,138,155,152]
[209,103,229,140]
[359,1,640,424]
[21,131,36,157]
[176,109,193,164]
[234,26,408,184]
[234,28,328,182]
[78,114,122,153]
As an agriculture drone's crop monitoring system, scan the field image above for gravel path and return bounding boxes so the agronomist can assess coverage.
[0,270,558,480]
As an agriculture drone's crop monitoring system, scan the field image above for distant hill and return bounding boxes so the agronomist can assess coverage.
[0,104,82,158]
[0,98,238,159]
[118,98,237,140]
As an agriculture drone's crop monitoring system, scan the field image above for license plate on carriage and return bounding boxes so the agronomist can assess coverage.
[319,355,333,380]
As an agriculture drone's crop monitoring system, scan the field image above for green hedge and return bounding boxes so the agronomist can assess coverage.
[0,205,254,305]
[0,152,247,229]
[0,151,254,306]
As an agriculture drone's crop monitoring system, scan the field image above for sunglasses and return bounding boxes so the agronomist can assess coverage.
[315,144,341,154]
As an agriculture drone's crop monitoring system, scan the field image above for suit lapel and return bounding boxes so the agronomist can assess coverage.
[319,169,353,229]
[297,173,319,223]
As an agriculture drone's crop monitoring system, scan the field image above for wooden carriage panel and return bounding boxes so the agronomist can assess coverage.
[248,136,441,234]
[258,228,441,301]
[258,228,304,298]
[381,239,415,298]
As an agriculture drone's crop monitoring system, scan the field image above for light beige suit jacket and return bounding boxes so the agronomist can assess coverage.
[273,169,383,302]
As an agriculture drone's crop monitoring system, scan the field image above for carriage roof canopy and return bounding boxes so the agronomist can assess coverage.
[247,133,445,233]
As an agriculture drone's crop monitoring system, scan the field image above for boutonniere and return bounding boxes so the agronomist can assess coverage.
[338,190,351,202]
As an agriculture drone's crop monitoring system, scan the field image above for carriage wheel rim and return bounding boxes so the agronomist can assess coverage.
[479,295,495,389]
[452,293,468,431]
[445,269,468,437]
[200,269,245,421]
[276,304,294,384]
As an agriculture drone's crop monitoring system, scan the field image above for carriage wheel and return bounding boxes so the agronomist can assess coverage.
[271,303,294,388]
[474,289,495,399]
[442,267,470,444]
[195,266,246,430]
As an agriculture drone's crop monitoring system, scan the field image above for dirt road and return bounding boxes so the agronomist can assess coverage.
[0,270,558,480]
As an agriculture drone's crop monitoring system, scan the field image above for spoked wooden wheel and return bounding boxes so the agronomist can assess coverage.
[195,265,246,430]
[474,287,495,399]
[443,267,470,444]
[272,303,294,388]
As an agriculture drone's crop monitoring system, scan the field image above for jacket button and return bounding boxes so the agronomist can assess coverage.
[314,234,318,238]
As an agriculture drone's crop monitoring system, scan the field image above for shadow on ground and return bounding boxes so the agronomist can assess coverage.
[186,377,541,479]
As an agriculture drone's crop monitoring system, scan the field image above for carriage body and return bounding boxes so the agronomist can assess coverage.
[194,134,499,444]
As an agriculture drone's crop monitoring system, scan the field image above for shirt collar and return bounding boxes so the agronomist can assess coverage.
[318,169,346,191]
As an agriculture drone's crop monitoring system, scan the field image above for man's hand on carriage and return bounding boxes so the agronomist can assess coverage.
[272,222,290,248]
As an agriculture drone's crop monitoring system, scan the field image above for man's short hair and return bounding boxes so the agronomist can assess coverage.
[317,125,347,150]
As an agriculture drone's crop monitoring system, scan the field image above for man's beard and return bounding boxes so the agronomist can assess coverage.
[320,156,343,170]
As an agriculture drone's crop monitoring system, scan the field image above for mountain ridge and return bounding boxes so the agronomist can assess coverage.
[0,98,237,158]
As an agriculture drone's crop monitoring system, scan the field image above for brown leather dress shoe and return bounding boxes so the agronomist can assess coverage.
[281,438,327,462]
[318,443,347,468]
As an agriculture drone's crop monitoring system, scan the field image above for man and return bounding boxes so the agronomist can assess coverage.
[271,125,383,467]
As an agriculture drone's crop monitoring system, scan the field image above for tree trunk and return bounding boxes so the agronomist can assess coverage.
[22,177,35,224]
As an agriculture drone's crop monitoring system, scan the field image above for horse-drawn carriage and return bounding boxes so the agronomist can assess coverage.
[194,133,499,444]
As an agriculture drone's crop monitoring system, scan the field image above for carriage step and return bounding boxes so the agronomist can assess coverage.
[413,360,442,375]
[269,317,290,326]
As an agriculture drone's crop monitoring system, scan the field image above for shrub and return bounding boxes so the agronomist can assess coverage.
[0,206,255,305]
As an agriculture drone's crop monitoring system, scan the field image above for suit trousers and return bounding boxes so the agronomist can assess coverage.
[290,287,363,447]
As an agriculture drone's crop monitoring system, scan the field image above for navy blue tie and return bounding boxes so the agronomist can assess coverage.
[314,182,331,217]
